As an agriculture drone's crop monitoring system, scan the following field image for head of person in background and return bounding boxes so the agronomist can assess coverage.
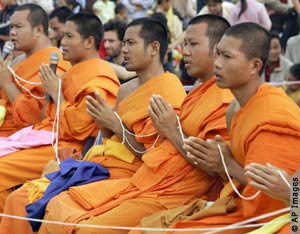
[58,0,83,13]
[61,12,103,65]
[267,33,282,66]
[205,0,223,15]
[10,3,50,57]
[103,20,127,66]
[122,17,168,74]
[49,6,73,48]
[157,0,172,13]
[115,3,129,23]
[285,64,300,95]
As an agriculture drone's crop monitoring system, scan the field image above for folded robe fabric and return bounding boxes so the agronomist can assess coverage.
[25,158,110,231]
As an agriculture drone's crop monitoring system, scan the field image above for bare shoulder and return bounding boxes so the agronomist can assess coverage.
[116,78,139,105]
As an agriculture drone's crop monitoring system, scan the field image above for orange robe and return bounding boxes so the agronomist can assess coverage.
[37,78,233,234]
[0,47,71,137]
[0,58,119,214]
[88,72,187,179]
[164,84,300,234]
[0,73,187,234]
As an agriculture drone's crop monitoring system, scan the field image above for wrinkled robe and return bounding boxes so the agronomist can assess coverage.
[0,58,119,214]
[38,78,233,234]
[163,84,300,234]
[0,47,71,136]
[0,72,187,234]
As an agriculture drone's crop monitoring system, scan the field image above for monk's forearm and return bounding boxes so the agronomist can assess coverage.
[166,131,187,158]
[2,82,21,103]
[227,159,247,185]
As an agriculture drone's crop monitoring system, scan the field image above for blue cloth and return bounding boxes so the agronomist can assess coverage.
[26,158,110,231]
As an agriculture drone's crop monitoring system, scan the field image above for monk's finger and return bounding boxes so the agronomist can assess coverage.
[245,170,270,186]
[183,142,208,160]
[184,137,211,150]
[248,180,269,193]
[95,91,106,106]
[154,94,171,111]
[149,97,163,116]
[86,96,102,114]
[247,163,274,176]
[186,153,202,166]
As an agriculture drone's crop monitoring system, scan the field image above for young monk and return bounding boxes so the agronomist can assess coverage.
[37,14,233,234]
[0,12,120,216]
[0,3,70,137]
[0,17,187,233]
[146,22,300,234]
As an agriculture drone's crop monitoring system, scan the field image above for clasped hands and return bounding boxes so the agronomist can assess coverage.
[85,91,119,132]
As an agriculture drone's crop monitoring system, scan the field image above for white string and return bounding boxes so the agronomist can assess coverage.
[217,144,261,200]
[7,66,45,99]
[52,78,62,164]
[0,208,290,232]
[113,111,160,153]
[113,111,125,144]
[176,115,186,141]
[203,207,290,234]
[277,169,291,188]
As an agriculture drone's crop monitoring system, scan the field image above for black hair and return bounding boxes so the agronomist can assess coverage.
[128,17,168,63]
[15,3,49,36]
[49,6,73,24]
[224,22,271,75]
[290,63,300,81]
[104,20,127,41]
[238,0,248,19]
[67,13,103,50]
[188,14,231,51]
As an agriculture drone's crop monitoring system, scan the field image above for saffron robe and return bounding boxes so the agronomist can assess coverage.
[0,47,71,137]
[0,58,119,214]
[0,73,187,234]
[37,78,233,234]
[163,84,300,234]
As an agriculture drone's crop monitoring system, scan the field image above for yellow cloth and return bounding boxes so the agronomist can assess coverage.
[247,213,290,234]
[83,135,135,163]
[0,106,6,127]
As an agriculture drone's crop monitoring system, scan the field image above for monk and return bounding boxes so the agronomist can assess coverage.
[37,15,233,234]
[0,17,187,234]
[0,12,120,217]
[0,3,70,137]
[142,22,300,234]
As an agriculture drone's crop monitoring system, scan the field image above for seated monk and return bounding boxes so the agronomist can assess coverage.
[0,12,121,217]
[0,3,70,137]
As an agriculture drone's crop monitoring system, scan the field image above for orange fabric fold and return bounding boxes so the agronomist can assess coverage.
[0,47,71,136]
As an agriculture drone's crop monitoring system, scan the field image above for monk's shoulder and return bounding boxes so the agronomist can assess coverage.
[116,78,139,104]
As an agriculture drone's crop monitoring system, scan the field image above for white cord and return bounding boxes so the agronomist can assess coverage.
[7,66,45,99]
[52,78,62,164]
[113,111,125,144]
[176,115,186,141]
[217,144,261,200]
[277,170,291,188]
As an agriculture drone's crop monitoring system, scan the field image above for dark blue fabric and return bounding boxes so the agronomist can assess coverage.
[26,158,110,231]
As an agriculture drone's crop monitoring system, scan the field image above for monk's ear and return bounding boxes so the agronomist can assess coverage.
[250,58,263,76]
[34,25,44,37]
[149,41,160,57]
[84,36,94,49]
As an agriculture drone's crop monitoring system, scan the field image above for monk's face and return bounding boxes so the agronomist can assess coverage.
[122,25,153,72]
[183,23,214,80]
[61,21,87,63]
[10,9,39,51]
[214,36,254,90]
